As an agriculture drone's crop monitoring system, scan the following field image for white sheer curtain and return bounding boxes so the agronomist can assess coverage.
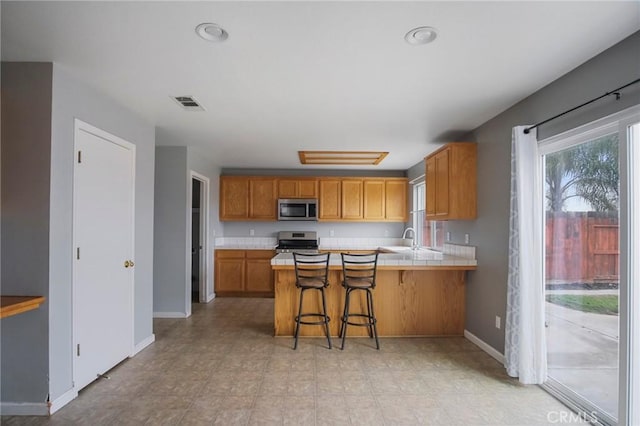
[504,126,547,384]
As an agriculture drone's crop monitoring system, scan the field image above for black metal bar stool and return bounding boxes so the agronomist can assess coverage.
[292,252,332,350]
[339,252,380,350]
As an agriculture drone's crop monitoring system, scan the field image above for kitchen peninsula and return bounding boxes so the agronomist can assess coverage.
[271,246,476,337]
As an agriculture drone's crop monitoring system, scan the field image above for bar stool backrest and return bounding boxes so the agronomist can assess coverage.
[340,252,378,289]
[293,252,331,288]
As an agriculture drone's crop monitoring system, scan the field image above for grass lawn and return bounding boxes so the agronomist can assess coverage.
[546,294,618,315]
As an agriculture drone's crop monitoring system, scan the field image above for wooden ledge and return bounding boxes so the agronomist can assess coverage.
[1,296,46,319]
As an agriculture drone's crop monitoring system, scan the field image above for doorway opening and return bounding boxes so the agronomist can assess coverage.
[192,178,202,303]
[188,171,210,312]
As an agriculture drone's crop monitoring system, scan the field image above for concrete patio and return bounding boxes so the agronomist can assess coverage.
[545,290,619,420]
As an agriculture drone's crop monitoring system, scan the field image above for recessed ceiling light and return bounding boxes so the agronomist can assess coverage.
[195,23,228,42]
[405,26,438,45]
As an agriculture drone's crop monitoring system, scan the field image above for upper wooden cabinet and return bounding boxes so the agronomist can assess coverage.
[319,177,407,222]
[222,175,408,222]
[425,142,476,220]
[220,176,249,220]
[384,179,408,222]
[277,178,318,199]
[363,179,385,221]
[220,176,275,221]
[341,179,364,220]
[249,178,276,220]
[318,179,341,220]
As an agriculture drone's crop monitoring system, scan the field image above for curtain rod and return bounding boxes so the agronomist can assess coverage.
[523,78,640,134]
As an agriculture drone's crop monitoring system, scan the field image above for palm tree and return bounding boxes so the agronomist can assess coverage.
[545,134,619,212]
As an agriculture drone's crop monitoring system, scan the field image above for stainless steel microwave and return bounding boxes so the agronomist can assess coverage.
[277,199,318,221]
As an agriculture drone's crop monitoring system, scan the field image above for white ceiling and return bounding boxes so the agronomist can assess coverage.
[2,1,639,170]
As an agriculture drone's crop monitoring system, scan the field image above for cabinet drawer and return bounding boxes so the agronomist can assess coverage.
[215,250,245,259]
[246,250,276,259]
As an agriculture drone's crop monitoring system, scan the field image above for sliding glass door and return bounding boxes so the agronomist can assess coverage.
[543,133,620,423]
[540,106,640,426]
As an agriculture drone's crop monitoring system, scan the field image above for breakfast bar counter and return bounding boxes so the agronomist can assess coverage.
[271,252,476,337]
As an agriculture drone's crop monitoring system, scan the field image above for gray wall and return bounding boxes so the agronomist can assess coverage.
[406,161,425,183]
[460,30,640,353]
[1,62,52,405]
[48,64,156,402]
[153,146,188,315]
[153,145,222,312]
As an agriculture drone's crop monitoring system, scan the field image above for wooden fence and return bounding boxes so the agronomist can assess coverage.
[545,211,619,283]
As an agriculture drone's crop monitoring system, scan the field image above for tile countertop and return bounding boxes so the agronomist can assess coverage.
[214,237,277,250]
[271,252,477,267]
[215,238,477,267]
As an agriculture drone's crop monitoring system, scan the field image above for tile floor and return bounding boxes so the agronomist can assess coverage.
[2,298,585,425]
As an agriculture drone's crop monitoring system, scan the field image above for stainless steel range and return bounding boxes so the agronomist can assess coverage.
[275,231,319,254]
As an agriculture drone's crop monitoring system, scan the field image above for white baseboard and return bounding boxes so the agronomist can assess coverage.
[464,329,505,364]
[0,402,49,416]
[132,334,155,356]
[48,388,78,415]
[153,312,187,318]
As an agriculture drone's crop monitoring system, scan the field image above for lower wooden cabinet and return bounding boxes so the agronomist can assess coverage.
[215,249,275,297]
[215,250,245,293]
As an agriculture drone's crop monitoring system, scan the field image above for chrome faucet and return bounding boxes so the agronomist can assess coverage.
[402,227,419,250]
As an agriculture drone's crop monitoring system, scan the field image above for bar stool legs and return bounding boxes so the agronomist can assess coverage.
[339,287,379,350]
[293,286,332,350]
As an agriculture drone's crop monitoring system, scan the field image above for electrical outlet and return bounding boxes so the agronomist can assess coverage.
[495,315,501,329]
[464,233,470,244]
[446,232,451,242]
[330,230,335,237]
[249,229,255,236]
[384,229,389,237]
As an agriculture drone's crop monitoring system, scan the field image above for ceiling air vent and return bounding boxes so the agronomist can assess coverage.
[172,96,205,111]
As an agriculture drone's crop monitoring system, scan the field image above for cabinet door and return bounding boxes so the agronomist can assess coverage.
[341,180,363,219]
[448,144,477,219]
[220,177,249,220]
[245,251,275,293]
[319,179,341,220]
[434,149,450,217]
[363,179,385,221]
[277,180,298,198]
[215,251,245,293]
[385,180,408,221]
[249,178,277,219]
[298,179,318,198]
[425,157,436,216]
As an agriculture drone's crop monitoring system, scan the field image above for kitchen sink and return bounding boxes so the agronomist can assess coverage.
[378,246,444,259]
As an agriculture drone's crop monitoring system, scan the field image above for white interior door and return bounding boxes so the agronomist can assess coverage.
[73,120,135,391]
